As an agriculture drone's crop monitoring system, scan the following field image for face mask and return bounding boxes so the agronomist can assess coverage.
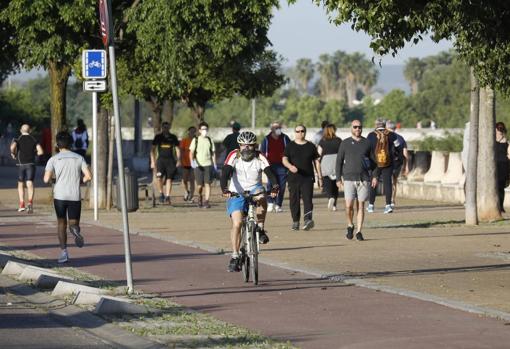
[240,148,256,161]
[274,128,282,136]
[200,129,208,137]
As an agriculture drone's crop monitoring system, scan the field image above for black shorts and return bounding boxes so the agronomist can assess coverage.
[156,158,177,180]
[54,199,81,220]
[18,164,36,182]
[393,163,403,177]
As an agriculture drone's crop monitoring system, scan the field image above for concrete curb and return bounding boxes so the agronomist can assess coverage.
[52,280,110,298]
[0,274,164,349]
[1,260,31,276]
[95,296,150,315]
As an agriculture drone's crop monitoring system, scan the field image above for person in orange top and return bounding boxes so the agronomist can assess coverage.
[180,126,196,202]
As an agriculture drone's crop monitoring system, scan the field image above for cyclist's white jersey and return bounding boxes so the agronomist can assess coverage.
[224,150,270,193]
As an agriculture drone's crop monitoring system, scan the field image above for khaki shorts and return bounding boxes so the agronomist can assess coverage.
[343,180,370,202]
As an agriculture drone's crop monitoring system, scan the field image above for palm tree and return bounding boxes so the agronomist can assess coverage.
[316,54,337,100]
[404,57,427,95]
[294,58,314,94]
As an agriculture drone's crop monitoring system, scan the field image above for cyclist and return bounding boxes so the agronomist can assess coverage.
[221,131,279,272]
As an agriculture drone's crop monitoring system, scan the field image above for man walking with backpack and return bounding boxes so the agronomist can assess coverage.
[367,119,400,214]
[190,121,217,208]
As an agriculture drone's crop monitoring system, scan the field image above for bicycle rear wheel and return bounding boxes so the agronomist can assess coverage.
[249,223,259,285]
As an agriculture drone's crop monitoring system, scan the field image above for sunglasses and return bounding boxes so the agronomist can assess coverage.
[352,125,362,129]
[295,130,305,133]
[200,128,208,131]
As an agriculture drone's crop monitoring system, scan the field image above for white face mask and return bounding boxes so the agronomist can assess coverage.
[200,129,208,137]
[274,128,282,136]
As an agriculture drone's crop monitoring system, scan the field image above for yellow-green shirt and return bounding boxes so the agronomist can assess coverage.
[189,136,215,166]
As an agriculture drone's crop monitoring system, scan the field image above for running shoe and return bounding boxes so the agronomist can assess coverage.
[165,196,171,205]
[355,232,365,241]
[69,225,84,248]
[202,200,211,209]
[274,205,283,213]
[228,257,241,272]
[258,229,270,244]
[18,202,25,212]
[367,204,374,213]
[327,198,335,211]
[267,203,274,213]
[183,190,190,201]
[303,219,315,231]
[384,205,393,214]
[390,202,395,208]
[346,225,354,240]
[158,193,165,204]
[291,222,299,231]
[58,249,69,264]
[26,203,33,214]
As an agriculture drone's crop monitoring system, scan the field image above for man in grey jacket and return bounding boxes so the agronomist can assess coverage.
[336,120,379,241]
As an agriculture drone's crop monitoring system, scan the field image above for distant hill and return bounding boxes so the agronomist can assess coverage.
[375,64,409,94]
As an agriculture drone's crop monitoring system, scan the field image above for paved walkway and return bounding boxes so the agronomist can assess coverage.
[0,206,509,348]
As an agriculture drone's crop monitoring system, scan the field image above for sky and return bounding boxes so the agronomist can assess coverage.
[268,1,453,67]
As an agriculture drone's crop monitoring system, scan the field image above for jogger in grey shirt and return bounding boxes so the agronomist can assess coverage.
[44,132,91,263]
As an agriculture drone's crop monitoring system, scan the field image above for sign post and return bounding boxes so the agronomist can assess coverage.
[82,49,107,223]
[99,0,134,294]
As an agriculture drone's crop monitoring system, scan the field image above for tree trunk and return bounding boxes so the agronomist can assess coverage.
[465,67,479,225]
[148,97,163,133]
[162,99,175,128]
[477,85,501,222]
[89,102,109,209]
[345,74,357,107]
[48,61,71,153]
[191,103,205,125]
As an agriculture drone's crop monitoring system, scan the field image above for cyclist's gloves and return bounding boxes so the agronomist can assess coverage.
[270,184,280,195]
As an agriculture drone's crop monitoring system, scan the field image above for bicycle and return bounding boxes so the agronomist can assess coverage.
[231,191,263,285]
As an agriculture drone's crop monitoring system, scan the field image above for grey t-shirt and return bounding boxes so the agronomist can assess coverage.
[45,151,87,201]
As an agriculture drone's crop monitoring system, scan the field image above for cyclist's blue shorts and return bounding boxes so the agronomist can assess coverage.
[226,185,264,216]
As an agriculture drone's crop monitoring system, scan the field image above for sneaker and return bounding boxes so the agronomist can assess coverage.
[390,202,395,208]
[384,205,393,214]
[355,232,364,241]
[228,257,241,272]
[303,219,315,231]
[202,200,210,209]
[267,203,274,213]
[158,193,165,204]
[183,191,190,201]
[18,202,25,212]
[327,198,335,211]
[346,225,354,240]
[274,205,283,213]
[69,225,84,248]
[26,203,33,214]
[58,249,69,264]
[332,206,337,212]
[197,196,203,208]
[291,222,299,231]
[258,229,270,244]
[367,204,374,213]
[165,196,171,205]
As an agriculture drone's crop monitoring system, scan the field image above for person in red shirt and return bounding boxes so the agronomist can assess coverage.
[260,121,291,213]
[179,126,196,202]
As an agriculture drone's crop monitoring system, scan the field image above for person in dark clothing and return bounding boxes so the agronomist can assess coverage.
[260,121,291,213]
[318,124,342,211]
[336,120,380,241]
[495,122,510,212]
[366,118,400,214]
[222,121,241,155]
[283,125,321,231]
[10,124,44,213]
[71,119,88,159]
[150,121,181,205]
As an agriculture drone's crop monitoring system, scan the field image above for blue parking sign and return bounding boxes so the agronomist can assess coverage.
[82,49,107,79]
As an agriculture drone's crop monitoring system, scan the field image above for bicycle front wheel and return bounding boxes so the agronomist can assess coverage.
[249,223,259,285]
[241,226,250,282]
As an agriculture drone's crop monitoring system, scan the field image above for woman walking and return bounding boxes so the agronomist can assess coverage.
[495,122,510,212]
[318,124,342,211]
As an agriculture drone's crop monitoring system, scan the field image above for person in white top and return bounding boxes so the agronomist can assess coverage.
[220,131,279,272]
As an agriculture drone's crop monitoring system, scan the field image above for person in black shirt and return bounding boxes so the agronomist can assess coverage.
[495,121,510,212]
[283,125,321,231]
[336,120,379,241]
[10,124,44,213]
[150,122,181,205]
[222,121,241,155]
[318,124,342,211]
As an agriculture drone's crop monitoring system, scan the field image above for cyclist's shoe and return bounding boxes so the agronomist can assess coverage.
[303,219,315,231]
[69,225,84,248]
[228,257,241,272]
[26,203,33,214]
[158,193,165,204]
[346,225,354,240]
[355,232,365,241]
[258,229,270,244]
[367,204,374,213]
[384,205,393,214]
[291,222,299,231]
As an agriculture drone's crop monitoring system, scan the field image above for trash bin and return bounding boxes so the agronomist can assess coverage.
[115,171,139,212]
